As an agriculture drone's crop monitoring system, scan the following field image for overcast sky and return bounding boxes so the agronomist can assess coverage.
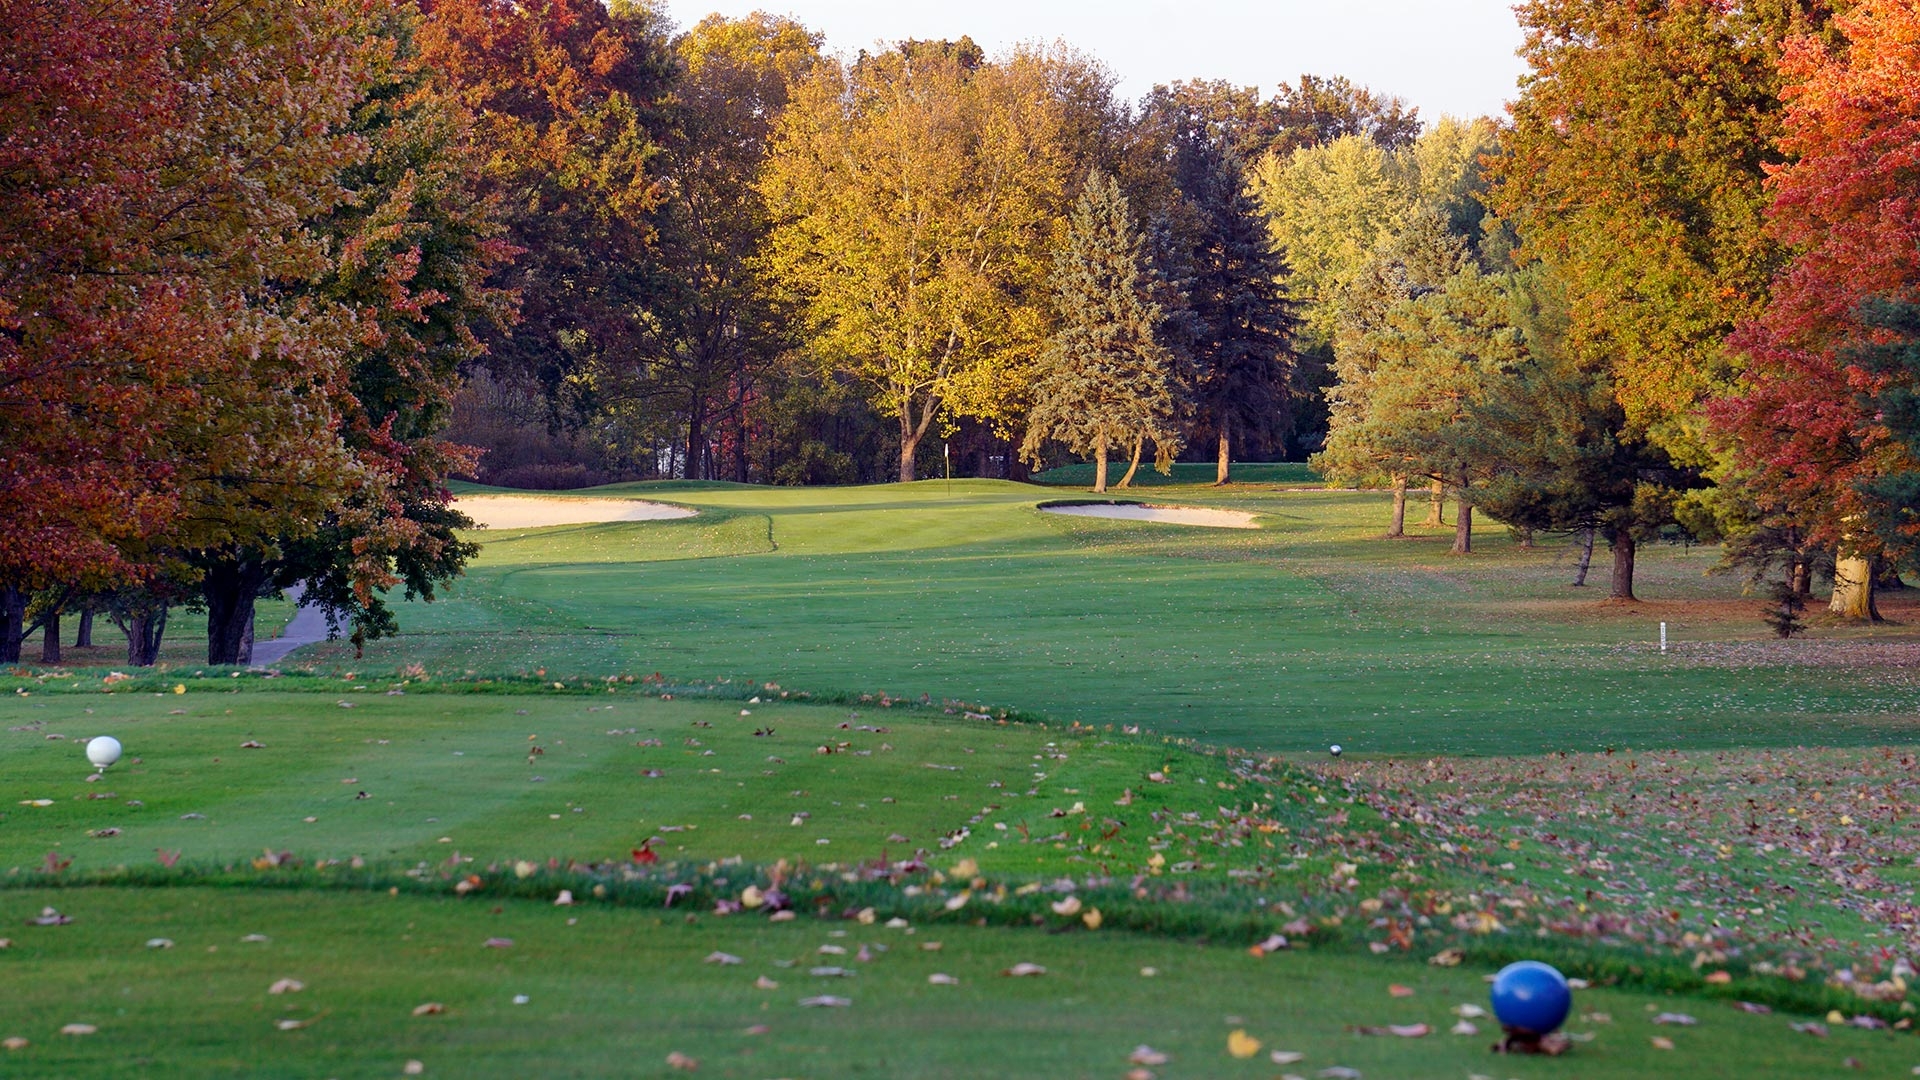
[663,0,1529,122]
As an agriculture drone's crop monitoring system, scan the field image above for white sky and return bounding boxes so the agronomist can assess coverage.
[662,0,1528,123]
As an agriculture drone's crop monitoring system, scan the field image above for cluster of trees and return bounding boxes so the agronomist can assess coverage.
[7,0,1919,666]
[1306,0,1920,623]
[3,0,514,666]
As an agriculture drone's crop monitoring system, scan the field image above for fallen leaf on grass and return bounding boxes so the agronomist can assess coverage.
[704,952,742,966]
[1317,1067,1362,1079]
[146,938,173,949]
[1387,984,1414,998]
[240,740,265,749]
[30,908,70,926]
[3,1037,27,1050]
[1651,1013,1697,1026]
[665,1051,698,1071]
[1452,1003,1486,1018]
[268,979,304,995]
[1451,1020,1478,1035]
[1250,933,1288,956]
[403,1062,424,1075]
[1429,948,1464,967]
[1733,1001,1772,1014]
[798,996,850,1008]
[1790,1021,1828,1037]
[754,976,778,990]
[1650,1036,1675,1050]
[928,973,959,985]
[482,938,513,949]
[1002,963,1046,977]
[1349,1024,1429,1037]
[411,1003,445,1016]
[240,934,270,944]
[1227,1029,1261,1058]
[1128,1045,1169,1065]
[274,1017,318,1031]
[60,1024,96,1036]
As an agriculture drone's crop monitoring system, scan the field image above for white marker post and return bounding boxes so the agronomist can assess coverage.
[1660,622,1668,653]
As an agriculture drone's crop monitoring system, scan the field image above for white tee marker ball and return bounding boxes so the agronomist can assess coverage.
[86,736,123,769]
[1328,744,1343,758]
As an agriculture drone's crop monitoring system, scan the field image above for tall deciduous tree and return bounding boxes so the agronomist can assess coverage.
[1022,173,1184,493]
[1493,0,1826,464]
[1,0,387,663]
[417,0,672,420]
[583,12,820,481]
[1715,0,1920,620]
[760,41,1087,481]
[195,2,518,664]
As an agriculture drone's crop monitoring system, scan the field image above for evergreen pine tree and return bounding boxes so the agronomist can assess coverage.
[1161,134,1297,483]
[1022,172,1184,493]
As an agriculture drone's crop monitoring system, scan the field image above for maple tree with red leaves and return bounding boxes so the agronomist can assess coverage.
[0,1,200,659]
[1714,0,1920,619]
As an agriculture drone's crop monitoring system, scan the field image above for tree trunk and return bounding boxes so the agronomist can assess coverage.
[1116,436,1143,489]
[898,411,918,483]
[125,606,167,667]
[1830,554,1880,620]
[1517,528,1535,550]
[685,399,706,482]
[1572,527,1596,587]
[205,558,267,666]
[1215,425,1230,485]
[75,607,94,648]
[40,608,60,664]
[734,411,750,483]
[1385,476,1407,538]
[1608,528,1637,602]
[1450,478,1472,555]
[1420,479,1445,527]
[1092,433,1109,494]
[0,585,24,664]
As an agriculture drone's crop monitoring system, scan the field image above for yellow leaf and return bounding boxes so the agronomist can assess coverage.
[1082,908,1102,930]
[1227,1029,1261,1058]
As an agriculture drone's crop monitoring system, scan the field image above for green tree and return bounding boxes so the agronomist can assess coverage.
[1311,212,1471,534]
[1318,269,1522,554]
[1460,270,1690,598]
[1021,173,1183,493]
[580,12,821,482]
[1160,135,1296,482]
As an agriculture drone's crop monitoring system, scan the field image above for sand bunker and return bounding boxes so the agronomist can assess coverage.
[456,496,697,529]
[1040,502,1258,529]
